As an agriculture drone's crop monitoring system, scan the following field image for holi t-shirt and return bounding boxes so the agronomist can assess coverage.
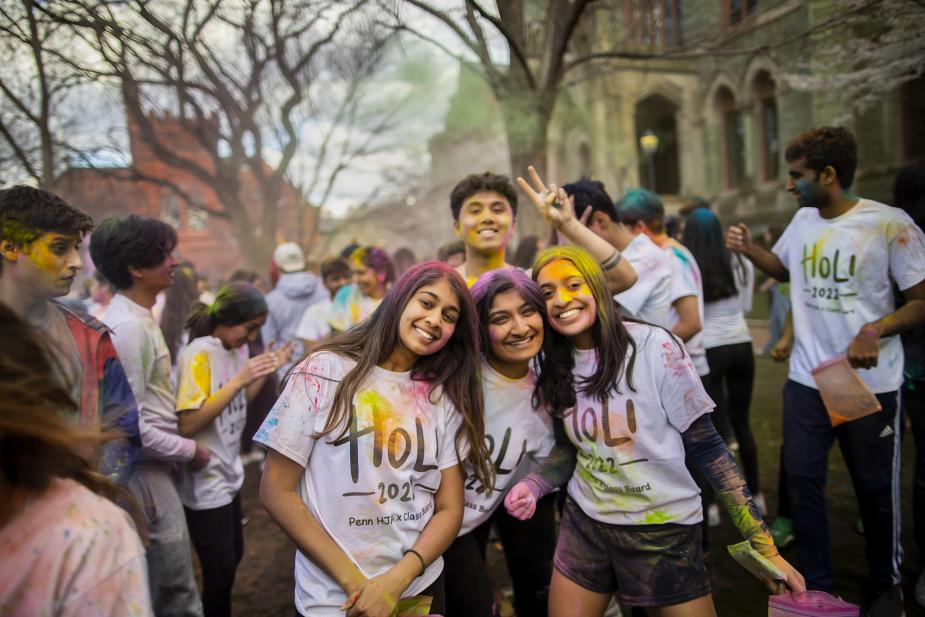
[175,336,248,509]
[327,284,382,333]
[664,242,709,376]
[254,352,465,616]
[615,234,673,327]
[773,199,925,393]
[0,478,151,616]
[566,322,715,526]
[459,361,555,535]
[703,255,754,349]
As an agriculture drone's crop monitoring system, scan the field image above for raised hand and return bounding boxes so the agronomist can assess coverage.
[269,340,295,366]
[516,165,576,231]
[726,223,753,254]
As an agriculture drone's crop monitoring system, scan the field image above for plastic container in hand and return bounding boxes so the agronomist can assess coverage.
[811,357,882,426]
[768,590,859,616]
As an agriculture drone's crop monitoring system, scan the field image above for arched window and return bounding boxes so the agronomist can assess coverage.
[754,71,780,182]
[624,0,682,48]
[634,94,681,195]
[715,86,745,189]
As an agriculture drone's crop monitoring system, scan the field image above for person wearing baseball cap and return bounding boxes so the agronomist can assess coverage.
[262,242,327,377]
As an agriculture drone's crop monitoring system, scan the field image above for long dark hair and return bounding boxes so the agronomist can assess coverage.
[186,281,268,341]
[160,264,199,361]
[0,303,144,537]
[681,208,740,302]
[471,267,547,360]
[314,261,493,490]
[531,246,638,417]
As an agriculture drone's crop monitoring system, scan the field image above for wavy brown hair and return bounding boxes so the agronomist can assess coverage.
[0,302,144,538]
[313,261,493,492]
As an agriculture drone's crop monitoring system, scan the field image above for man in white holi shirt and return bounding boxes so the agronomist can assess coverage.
[727,126,925,615]
[91,214,208,617]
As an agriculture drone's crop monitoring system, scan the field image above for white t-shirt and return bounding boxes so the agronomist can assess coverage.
[773,199,925,393]
[175,336,248,509]
[615,234,673,327]
[703,256,755,349]
[664,242,709,376]
[0,478,152,617]
[295,298,333,342]
[565,323,715,526]
[459,361,555,535]
[254,352,465,617]
[105,294,196,463]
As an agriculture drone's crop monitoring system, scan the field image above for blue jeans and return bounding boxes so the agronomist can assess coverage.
[782,380,902,591]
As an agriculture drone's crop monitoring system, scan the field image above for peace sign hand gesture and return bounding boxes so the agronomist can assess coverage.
[516,165,577,232]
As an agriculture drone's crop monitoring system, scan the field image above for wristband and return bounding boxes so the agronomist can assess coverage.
[600,250,622,272]
[404,549,426,577]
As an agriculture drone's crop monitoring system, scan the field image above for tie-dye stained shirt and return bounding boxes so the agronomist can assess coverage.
[565,322,714,526]
[254,351,464,617]
[0,478,152,616]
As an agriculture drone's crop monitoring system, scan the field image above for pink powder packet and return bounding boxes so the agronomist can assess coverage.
[768,591,859,616]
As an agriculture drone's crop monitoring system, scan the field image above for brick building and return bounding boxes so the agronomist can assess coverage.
[57,111,320,279]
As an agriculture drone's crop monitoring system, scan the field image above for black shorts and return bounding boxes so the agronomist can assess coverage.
[553,496,710,607]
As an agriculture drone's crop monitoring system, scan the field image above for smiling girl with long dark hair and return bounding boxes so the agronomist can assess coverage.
[504,243,804,616]
[257,261,491,617]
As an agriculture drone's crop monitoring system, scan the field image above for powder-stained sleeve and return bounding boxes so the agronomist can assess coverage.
[682,414,777,558]
[655,330,714,432]
[519,417,577,499]
[253,353,340,466]
[175,351,212,411]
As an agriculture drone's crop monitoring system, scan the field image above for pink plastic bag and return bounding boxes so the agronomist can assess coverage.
[768,591,859,616]
[811,357,882,426]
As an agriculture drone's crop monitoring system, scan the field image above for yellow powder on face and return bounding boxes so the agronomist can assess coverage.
[542,259,591,304]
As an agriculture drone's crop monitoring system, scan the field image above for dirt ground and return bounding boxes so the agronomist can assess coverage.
[224,354,925,616]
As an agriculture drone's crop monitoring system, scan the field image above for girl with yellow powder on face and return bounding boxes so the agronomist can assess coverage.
[257,261,492,617]
[501,174,805,617]
[175,282,290,617]
[327,246,396,333]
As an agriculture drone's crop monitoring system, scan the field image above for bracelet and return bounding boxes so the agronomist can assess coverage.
[600,250,622,272]
[404,549,426,577]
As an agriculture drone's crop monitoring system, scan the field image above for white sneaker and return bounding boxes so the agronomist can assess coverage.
[754,493,768,517]
[707,503,721,527]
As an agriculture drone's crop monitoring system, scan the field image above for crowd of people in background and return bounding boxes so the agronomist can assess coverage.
[1,126,925,617]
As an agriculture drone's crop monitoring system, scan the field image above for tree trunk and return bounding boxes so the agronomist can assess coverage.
[499,93,554,239]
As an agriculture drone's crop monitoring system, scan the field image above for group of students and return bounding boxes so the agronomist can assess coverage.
[1,123,924,617]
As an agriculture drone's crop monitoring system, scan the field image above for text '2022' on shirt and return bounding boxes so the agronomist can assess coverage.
[254,351,465,617]
[773,199,925,393]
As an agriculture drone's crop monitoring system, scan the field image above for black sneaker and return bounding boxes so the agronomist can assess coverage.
[867,586,905,617]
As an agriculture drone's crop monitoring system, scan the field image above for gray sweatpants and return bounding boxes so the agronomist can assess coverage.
[129,462,204,617]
